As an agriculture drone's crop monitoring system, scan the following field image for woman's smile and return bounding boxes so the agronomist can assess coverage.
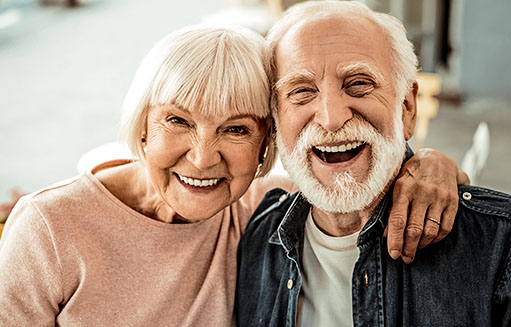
[174,172,228,194]
[176,173,222,187]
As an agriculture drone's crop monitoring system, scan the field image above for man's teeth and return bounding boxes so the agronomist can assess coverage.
[314,141,364,153]
[178,175,220,187]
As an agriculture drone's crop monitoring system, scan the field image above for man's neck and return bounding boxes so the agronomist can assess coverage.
[310,176,398,237]
[311,204,377,237]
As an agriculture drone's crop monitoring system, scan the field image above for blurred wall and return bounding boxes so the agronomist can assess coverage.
[458,0,511,105]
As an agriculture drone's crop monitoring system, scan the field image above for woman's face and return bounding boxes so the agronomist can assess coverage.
[144,104,267,222]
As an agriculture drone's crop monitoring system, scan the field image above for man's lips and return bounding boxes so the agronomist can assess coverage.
[312,141,366,163]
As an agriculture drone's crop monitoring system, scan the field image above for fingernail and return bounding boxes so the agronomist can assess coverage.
[390,250,400,259]
[402,256,414,264]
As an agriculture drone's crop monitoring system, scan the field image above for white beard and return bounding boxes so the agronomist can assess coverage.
[275,107,406,214]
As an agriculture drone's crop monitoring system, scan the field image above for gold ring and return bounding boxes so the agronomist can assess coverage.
[426,216,441,226]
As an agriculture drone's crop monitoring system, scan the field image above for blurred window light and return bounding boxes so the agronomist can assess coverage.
[0,9,21,29]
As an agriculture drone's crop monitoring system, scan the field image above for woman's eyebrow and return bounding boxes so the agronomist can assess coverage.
[275,70,316,92]
[226,114,259,122]
[169,101,189,113]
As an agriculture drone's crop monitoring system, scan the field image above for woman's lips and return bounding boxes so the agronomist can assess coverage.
[177,174,220,187]
[174,173,225,193]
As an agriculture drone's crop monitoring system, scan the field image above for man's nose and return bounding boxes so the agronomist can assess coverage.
[186,137,221,170]
[314,86,353,132]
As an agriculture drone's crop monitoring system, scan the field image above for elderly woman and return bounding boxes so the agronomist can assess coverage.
[0,25,464,326]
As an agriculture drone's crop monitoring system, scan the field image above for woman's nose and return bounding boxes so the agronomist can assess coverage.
[186,139,222,170]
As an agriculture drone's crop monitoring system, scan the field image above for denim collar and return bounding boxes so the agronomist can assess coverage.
[268,145,414,250]
[268,192,310,253]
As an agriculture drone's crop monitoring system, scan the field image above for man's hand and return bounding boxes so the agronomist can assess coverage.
[385,148,469,264]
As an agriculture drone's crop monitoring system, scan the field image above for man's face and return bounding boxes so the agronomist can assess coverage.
[274,14,416,213]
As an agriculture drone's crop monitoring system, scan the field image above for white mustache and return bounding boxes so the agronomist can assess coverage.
[293,116,383,156]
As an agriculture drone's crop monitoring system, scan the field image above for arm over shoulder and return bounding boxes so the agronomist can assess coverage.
[0,197,62,325]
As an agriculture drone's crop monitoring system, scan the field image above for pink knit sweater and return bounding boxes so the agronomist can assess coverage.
[0,171,292,326]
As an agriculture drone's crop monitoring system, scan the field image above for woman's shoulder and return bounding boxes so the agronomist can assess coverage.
[2,174,97,238]
[15,173,105,220]
[16,161,135,224]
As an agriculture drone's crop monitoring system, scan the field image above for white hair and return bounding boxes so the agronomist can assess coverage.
[266,0,418,113]
[119,24,277,177]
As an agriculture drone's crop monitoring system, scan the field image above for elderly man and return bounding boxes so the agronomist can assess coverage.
[236,1,511,326]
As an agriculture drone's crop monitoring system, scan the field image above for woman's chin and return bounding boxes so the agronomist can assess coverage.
[172,208,224,223]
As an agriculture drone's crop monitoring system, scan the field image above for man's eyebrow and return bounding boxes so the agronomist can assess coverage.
[275,70,316,92]
[336,62,384,82]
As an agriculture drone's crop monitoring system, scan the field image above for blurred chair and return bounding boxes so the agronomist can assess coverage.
[265,0,284,17]
[77,142,133,174]
[461,122,490,184]
[414,72,442,150]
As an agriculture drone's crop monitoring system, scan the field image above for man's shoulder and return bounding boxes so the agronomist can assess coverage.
[457,185,511,222]
[243,188,299,236]
[250,188,297,221]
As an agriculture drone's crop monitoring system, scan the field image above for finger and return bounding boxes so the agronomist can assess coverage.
[433,196,459,243]
[401,201,428,264]
[386,190,410,260]
[457,168,471,186]
[418,205,442,249]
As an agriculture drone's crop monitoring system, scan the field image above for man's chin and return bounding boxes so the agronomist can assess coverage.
[305,177,379,214]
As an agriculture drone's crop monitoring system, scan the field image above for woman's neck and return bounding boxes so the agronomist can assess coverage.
[95,162,182,223]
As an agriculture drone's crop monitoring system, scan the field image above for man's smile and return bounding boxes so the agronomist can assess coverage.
[312,141,366,164]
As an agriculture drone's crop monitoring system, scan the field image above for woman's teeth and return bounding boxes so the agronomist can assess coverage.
[314,141,364,153]
[178,175,220,187]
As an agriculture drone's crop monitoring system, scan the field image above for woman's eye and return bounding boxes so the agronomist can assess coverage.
[167,116,189,126]
[225,126,248,135]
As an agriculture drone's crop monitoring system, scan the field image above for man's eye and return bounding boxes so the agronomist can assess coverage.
[225,126,248,135]
[344,79,375,97]
[167,116,189,126]
[288,87,317,105]
[289,87,314,96]
[295,88,311,94]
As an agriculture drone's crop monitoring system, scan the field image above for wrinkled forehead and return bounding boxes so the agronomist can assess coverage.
[275,13,391,78]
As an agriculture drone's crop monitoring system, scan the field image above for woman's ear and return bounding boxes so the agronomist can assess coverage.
[402,81,418,141]
[259,135,269,165]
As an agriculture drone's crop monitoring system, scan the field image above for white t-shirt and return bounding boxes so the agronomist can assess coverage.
[298,211,360,327]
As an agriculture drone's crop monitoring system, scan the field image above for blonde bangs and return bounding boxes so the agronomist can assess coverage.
[149,28,270,119]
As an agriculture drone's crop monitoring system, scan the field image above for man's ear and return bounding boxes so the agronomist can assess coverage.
[402,81,418,141]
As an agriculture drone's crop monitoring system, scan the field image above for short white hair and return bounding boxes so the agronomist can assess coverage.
[119,25,277,177]
[266,0,418,113]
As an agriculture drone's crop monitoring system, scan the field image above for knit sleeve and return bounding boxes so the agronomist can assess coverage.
[0,197,62,326]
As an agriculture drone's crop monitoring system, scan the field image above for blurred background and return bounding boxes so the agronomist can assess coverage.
[0,0,510,207]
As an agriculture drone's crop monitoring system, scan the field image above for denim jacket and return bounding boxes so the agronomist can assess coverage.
[236,185,511,326]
